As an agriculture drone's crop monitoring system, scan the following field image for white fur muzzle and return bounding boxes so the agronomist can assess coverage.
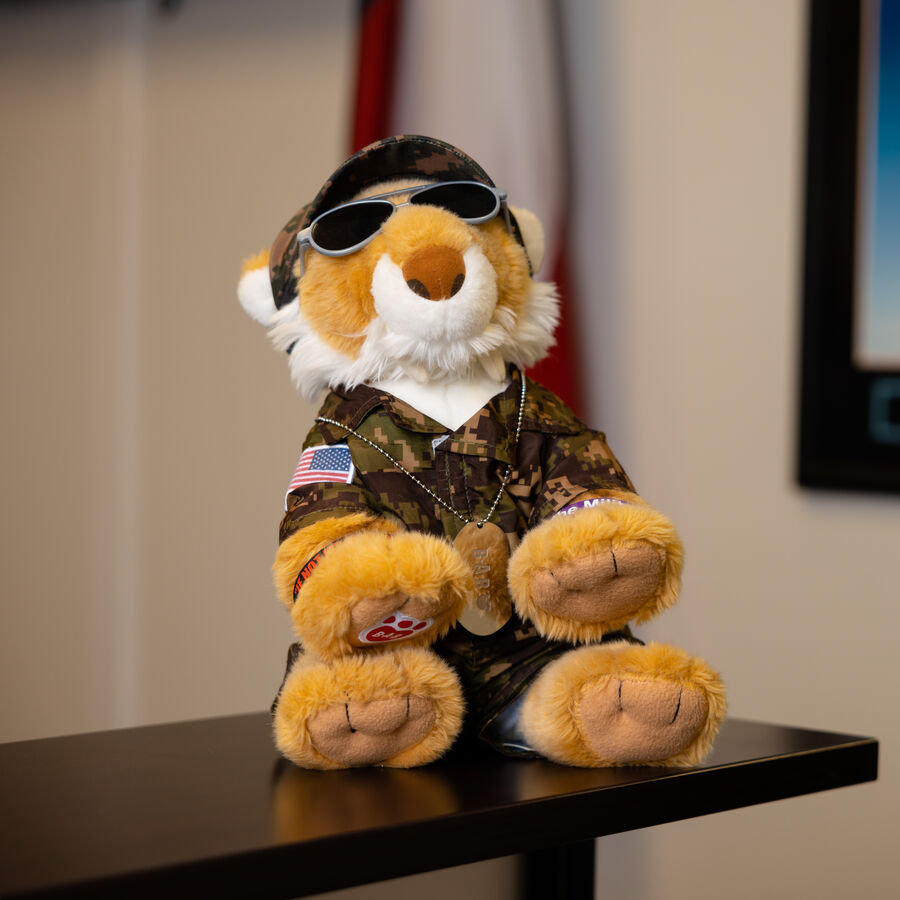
[371,245,497,343]
[266,251,560,402]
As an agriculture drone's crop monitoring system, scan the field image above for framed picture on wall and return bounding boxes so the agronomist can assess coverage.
[799,0,900,492]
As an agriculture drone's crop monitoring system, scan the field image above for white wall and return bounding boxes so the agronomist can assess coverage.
[1,1,895,899]
[564,2,898,898]
[0,0,355,739]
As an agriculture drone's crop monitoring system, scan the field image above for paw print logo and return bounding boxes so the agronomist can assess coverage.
[359,611,433,644]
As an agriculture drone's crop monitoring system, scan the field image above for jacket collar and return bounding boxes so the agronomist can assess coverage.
[316,368,582,464]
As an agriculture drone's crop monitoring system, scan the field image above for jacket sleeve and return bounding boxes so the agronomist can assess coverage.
[272,428,403,610]
[279,479,383,542]
[530,427,638,526]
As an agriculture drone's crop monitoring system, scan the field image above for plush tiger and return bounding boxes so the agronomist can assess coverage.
[239,135,725,770]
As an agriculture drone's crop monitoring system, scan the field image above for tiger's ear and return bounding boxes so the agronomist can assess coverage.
[509,206,545,274]
[238,249,278,326]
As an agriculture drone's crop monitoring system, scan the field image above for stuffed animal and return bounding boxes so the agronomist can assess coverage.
[238,135,725,770]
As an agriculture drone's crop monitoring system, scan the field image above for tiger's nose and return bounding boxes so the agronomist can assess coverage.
[402,246,466,301]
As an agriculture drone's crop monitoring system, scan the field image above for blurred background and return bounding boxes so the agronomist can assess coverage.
[1,1,896,898]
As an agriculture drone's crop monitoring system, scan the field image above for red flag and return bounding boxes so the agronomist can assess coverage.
[350,0,403,152]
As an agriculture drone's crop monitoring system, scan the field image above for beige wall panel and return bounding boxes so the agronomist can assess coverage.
[0,0,355,739]
[0,3,129,740]
[131,0,356,725]
[564,1,898,897]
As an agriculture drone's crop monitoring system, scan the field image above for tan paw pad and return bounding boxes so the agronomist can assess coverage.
[577,677,708,764]
[307,695,436,767]
[531,543,663,625]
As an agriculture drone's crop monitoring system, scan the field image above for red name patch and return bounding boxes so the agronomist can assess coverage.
[292,545,331,601]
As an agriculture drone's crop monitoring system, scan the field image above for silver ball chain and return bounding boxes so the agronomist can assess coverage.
[315,370,527,528]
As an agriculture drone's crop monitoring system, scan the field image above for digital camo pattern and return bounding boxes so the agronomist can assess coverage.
[280,369,633,545]
[269,135,495,310]
[269,204,310,314]
[277,371,638,753]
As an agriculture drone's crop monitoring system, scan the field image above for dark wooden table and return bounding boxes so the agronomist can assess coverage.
[0,714,878,899]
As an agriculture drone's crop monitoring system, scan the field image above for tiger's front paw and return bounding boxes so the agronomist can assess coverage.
[508,499,683,643]
[292,530,472,659]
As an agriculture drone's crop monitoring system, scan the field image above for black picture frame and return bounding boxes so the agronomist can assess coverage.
[799,0,900,492]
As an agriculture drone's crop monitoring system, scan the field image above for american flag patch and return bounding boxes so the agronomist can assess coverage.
[285,443,355,508]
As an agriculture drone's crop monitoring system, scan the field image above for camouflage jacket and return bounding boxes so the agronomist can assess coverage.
[279,368,634,548]
[276,369,640,755]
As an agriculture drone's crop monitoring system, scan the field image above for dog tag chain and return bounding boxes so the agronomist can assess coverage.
[315,372,526,636]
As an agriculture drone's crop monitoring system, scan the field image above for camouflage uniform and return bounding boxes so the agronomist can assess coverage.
[278,368,642,757]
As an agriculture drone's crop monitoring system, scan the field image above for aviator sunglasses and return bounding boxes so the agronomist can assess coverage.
[295,180,512,277]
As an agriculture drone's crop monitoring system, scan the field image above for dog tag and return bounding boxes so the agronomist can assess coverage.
[453,521,512,635]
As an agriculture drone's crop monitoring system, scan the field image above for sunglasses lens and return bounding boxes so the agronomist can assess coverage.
[411,182,498,220]
[311,201,393,252]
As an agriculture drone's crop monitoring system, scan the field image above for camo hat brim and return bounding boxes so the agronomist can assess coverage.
[269,135,503,310]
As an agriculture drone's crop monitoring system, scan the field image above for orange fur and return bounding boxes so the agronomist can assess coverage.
[299,249,376,358]
[292,529,472,659]
[471,217,532,323]
[508,497,684,643]
[241,248,270,277]
[297,201,531,355]
[520,641,726,767]
[273,513,402,610]
[273,646,464,769]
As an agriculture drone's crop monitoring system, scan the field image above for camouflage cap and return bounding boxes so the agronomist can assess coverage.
[269,135,502,310]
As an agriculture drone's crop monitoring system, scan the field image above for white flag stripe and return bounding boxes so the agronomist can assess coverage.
[290,474,350,486]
